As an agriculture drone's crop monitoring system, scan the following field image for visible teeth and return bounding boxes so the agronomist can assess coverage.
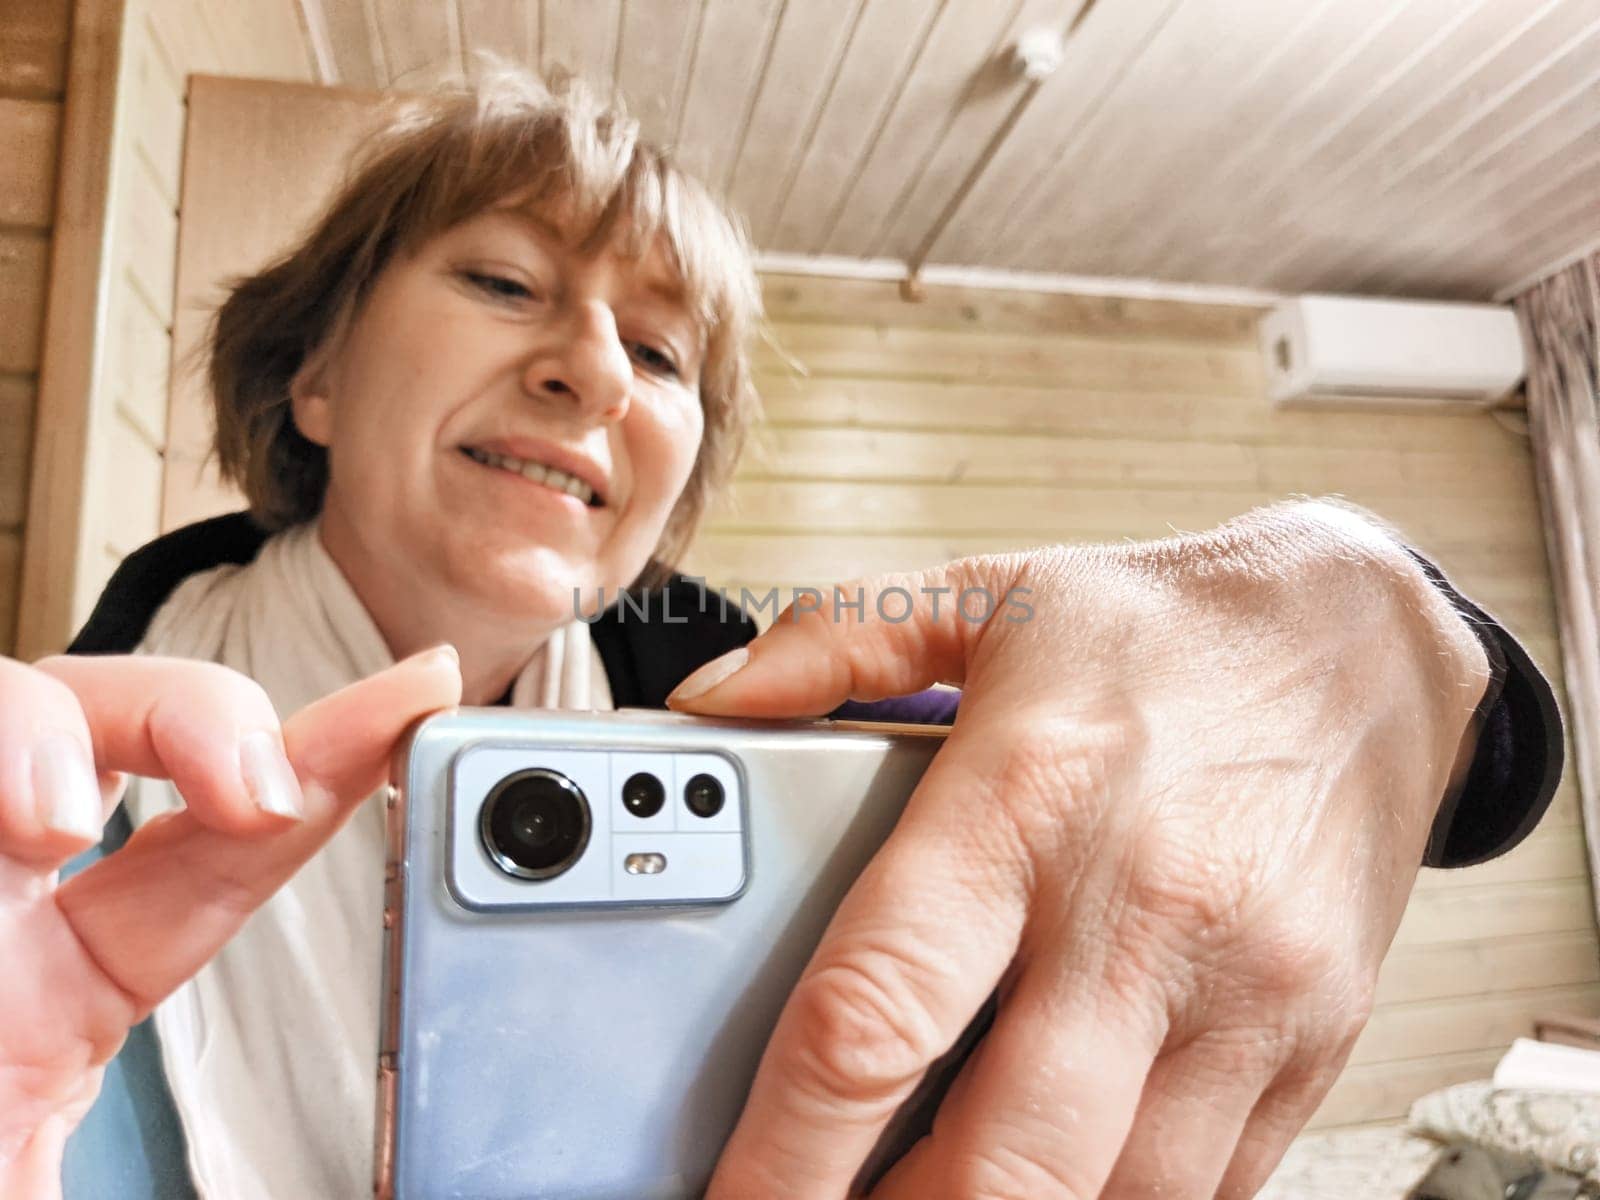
[545,468,590,503]
[466,447,596,505]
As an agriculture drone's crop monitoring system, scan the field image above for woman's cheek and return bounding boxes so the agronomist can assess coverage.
[636,397,703,510]
[673,396,707,489]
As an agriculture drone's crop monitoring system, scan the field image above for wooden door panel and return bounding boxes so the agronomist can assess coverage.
[165,75,390,530]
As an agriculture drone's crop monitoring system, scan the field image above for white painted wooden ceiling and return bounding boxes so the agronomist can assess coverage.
[304,0,1600,301]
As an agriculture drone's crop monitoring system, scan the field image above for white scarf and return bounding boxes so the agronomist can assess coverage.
[127,522,613,1199]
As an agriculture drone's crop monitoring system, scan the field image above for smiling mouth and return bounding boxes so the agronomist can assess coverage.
[461,447,603,507]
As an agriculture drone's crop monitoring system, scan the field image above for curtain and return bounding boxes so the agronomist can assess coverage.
[1514,252,1600,924]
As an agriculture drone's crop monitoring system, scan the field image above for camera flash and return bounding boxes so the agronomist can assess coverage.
[624,852,667,875]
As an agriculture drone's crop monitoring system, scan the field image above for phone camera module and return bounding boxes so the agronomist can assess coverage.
[480,768,591,880]
[683,772,725,819]
[621,771,665,819]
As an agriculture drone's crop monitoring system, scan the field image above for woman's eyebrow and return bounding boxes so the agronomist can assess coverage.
[625,267,698,329]
[639,275,688,306]
[479,210,556,248]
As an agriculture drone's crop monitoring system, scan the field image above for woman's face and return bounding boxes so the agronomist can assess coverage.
[292,206,706,627]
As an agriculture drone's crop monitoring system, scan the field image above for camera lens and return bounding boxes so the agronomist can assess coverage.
[480,769,591,880]
[683,773,725,819]
[621,772,665,819]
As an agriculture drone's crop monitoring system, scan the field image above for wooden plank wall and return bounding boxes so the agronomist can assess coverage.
[0,0,71,652]
[684,273,1600,1130]
[84,0,312,622]
[13,0,312,656]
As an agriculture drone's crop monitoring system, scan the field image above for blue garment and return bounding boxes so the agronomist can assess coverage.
[61,816,198,1199]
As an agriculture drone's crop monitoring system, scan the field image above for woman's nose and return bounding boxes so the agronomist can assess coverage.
[526,300,632,421]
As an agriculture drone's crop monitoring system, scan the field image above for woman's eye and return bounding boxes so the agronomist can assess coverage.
[463,271,535,302]
[629,341,680,380]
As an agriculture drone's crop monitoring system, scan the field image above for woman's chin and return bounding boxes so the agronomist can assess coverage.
[449,544,633,625]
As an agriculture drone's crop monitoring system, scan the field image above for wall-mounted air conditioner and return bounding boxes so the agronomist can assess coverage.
[1259,294,1526,410]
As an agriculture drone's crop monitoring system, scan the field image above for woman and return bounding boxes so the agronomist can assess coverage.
[15,69,775,1199]
[1,69,1560,1200]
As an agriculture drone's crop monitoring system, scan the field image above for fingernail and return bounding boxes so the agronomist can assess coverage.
[33,734,103,840]
[669,646,750,704]
[240,731,305,819]
[417,643,459,669]
[100,771,128,807]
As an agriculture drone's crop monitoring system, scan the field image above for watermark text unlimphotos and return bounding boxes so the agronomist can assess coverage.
[572,581,1035,625]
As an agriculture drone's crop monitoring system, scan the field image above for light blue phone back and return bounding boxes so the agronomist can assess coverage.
[381,708,947,1200]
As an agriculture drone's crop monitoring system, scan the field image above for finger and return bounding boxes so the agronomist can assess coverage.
[1098,1030,1282,1199]
[668,562,1020,717]
[0,658,113,869]
[39,654,312,837]
[53,646,460,1013]
[705,738,1031,1199]
[1216,1055,1349,1200]
[869,963,1162,1200]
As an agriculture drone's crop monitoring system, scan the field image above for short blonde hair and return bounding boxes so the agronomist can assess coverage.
[207,69,762,576]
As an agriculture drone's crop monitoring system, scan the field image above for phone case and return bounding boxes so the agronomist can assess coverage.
[376,707,961,1200]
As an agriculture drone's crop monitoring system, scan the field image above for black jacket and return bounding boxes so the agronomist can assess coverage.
[68,511,759,710]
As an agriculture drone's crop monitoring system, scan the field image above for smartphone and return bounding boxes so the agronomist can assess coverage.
[374,706,983,1200]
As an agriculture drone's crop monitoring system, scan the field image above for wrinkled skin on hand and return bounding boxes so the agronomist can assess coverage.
[0,650,461,1198]
[673,500,1491,1200]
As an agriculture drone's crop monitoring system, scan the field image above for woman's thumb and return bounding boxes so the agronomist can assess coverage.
[666,573,983,718]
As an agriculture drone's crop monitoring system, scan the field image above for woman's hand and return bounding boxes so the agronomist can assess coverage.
[671,499,1491,1200]
[0,648,460,1198]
